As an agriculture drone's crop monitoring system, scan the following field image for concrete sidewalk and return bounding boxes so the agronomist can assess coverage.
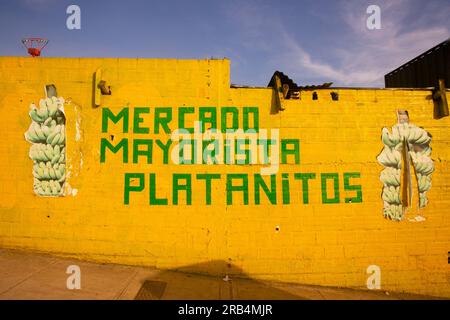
[0,248,442,300]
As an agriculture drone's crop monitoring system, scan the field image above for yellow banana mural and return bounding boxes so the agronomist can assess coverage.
[377,120,433,221]
[24,97,66,196]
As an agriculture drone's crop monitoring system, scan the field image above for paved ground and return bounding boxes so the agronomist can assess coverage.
[0,248,443,300]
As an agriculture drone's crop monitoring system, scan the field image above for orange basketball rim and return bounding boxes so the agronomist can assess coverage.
[21,38,49,57]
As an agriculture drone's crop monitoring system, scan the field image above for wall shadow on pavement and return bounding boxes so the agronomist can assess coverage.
[134,260,308,300]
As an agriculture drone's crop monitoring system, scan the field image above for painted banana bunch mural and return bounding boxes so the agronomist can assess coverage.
[25,97,66,196]
[377,122,433,221]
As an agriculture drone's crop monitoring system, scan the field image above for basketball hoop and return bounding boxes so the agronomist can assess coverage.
[21,38,48,57]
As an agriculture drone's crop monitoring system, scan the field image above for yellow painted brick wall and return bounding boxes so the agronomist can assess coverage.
[0,57,449,297]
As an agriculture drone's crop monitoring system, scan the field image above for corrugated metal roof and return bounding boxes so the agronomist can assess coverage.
[268,71,333,99]
[385,38,450,88]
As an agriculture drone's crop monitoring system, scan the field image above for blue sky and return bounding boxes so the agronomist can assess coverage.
[0,0,449,87]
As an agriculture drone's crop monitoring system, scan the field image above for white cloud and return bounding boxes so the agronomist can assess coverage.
[329,0,450,86]
[227,0,449,87]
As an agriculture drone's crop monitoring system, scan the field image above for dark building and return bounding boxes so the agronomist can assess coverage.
[385,38,450,88]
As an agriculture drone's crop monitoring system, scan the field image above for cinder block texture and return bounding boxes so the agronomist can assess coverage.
[0,57,449,298]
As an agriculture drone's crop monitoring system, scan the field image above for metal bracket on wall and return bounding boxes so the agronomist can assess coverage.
[432,79,449,118]
[45,84,57,99]
[93,68,111,108]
